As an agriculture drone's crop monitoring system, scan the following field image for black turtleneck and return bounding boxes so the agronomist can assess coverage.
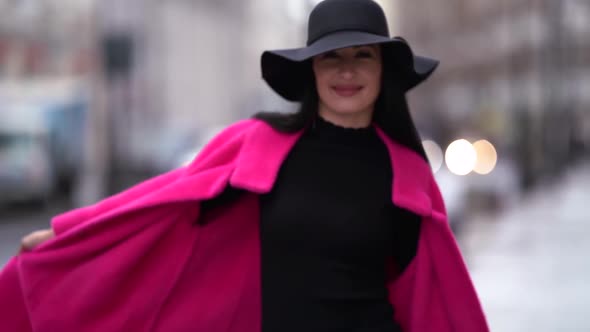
[259,117,421,332]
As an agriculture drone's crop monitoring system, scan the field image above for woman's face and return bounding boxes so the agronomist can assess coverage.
[312,45,382,124]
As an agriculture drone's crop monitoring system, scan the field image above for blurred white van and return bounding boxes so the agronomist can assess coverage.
[0,104,54,205]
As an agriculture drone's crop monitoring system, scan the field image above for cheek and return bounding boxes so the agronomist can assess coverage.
[313,67,332,98]
[365,65,382,97]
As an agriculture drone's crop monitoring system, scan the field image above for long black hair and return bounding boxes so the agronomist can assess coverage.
[253,46,428,160]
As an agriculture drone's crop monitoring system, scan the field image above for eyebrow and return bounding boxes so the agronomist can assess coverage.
[353,45,377,49]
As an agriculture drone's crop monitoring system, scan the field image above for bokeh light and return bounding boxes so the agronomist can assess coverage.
[422,140,444,173]
[445,139,477,176]
[473,139,498,175]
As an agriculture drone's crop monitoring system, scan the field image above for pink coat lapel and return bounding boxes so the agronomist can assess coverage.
[229,121,302,193]
[231,121,435,217]
[53,119,436,225]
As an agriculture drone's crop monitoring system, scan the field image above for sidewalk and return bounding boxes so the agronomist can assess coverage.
[459,161,590,332]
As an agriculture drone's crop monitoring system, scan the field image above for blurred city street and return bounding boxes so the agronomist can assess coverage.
[459,160,590,332]
[1,0,590,330]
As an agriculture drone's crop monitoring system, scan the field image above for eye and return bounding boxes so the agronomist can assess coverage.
[320,51,340,59]
[355,50,375,58]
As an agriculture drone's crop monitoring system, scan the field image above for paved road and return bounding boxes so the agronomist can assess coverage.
[459,161,590,332]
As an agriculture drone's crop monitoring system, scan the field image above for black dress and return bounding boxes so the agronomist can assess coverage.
[259,117,421,332]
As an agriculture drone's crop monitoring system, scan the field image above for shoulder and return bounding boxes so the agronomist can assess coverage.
[200,117,287,149]
[185,118,276,172]
[199,118,277,149]
[209,118,259,139]
[206,118,277,141]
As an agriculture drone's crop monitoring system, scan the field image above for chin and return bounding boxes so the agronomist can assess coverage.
[328,102,372,115]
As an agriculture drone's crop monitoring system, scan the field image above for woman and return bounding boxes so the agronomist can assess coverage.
[2,0,489,331]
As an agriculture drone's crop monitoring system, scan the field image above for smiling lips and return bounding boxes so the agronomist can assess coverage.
[332,84,363,97]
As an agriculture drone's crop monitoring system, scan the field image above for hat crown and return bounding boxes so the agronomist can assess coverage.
[307,0,390,46]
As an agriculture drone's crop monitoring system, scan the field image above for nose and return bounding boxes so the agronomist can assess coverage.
[337,61,355,80]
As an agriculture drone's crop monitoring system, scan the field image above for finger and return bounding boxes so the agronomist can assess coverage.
[21,230,50,251]
[20,233,38,251]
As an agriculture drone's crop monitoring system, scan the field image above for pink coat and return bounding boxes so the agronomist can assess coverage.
[0,119,489,331]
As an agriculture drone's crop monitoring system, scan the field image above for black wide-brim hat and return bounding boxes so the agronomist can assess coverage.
[261,0,439,102]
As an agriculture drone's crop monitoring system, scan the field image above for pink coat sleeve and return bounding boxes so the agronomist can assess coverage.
[427,176,489,331]
[1,202,202,332]
[0,258,33,332]
[388,175,489,332]
[51,167,187,235]
[0,118,260,331]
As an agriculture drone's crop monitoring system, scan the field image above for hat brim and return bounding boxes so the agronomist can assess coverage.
[261,31,439,101]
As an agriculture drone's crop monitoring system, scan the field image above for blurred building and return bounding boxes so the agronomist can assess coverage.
[394,0,590,190]
[0,0,96,204]
[3,0,588,204]
[96,0,314,193]
[0,0,326,203]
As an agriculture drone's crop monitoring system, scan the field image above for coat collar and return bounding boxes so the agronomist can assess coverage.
[230,121,433,217]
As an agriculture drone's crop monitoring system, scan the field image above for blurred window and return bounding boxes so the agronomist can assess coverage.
[102,34,134,79]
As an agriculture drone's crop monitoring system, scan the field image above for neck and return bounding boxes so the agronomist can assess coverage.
[317,104,373,129]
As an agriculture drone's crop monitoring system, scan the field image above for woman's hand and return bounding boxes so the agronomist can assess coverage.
[20,229,55,252]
